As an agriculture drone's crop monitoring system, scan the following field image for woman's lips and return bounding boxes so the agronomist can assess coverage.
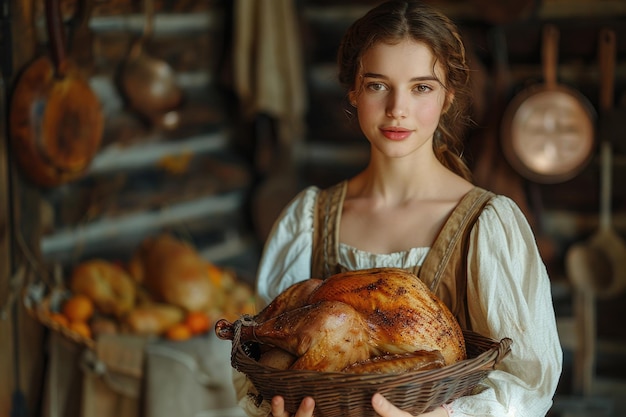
[381,127,412,141]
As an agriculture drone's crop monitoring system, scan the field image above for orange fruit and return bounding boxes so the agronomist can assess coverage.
[69,321,92,339]
[207,263,223,288]
[49,312,70,328]
[62,295,95,322]
[184,311,211,335]
[165,323,192,341]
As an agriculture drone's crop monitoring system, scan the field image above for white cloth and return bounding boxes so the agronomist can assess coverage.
[250,185,562,417]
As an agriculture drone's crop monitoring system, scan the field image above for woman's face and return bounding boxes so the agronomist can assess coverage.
[351,39,452,159]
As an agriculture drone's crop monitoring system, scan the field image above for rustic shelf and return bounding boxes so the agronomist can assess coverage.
[35,11,226,41]
[40,189,246,262]
[89,129,230,174]
[89,12,225,35]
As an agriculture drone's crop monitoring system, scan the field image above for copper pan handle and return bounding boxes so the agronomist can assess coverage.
[598,29,616,112]
[542,25,559,89]
[45,0,68,77]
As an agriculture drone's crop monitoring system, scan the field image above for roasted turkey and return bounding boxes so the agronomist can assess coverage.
[216,267,466,373]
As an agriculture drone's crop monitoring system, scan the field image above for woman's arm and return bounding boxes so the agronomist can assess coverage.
[447,196,563,416]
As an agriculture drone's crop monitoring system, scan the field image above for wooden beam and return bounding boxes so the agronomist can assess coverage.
[0,0,46,415]
[0,0,15,414]
[539,0,626,19]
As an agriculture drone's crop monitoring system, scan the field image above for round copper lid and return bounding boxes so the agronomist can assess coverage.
[503,87,595,183]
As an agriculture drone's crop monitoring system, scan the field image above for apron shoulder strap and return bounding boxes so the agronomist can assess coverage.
[311,181,347,279]
[417,187,495,292]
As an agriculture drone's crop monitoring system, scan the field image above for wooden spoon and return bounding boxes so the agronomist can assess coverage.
[566,29,626,299]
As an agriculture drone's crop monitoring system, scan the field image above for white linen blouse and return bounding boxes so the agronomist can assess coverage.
[254,186,563,417]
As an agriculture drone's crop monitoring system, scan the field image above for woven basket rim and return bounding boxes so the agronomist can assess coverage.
[230,315,511,380]
[227,316,512,416]
[26,289,96,350]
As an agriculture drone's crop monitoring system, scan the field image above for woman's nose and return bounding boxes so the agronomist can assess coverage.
[386,91,408,119]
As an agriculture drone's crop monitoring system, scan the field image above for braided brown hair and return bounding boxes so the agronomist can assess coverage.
[337,0,473,181]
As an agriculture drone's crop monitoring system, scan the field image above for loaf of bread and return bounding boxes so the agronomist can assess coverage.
[124,303,184,335]
[128,234,215,312]
[70,259,136,318]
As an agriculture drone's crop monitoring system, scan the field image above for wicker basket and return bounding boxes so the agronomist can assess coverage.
[25,287,96,350]
[229,317,512,417]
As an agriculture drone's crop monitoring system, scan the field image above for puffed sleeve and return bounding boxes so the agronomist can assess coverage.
[234,186,320,417]
[448,195,563,416]
[255,186,320,307]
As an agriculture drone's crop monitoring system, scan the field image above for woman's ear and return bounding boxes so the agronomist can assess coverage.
[348,90,358,107]
[443,90,455,114]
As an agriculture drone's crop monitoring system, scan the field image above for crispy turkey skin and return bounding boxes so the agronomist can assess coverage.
[216,268,466,373]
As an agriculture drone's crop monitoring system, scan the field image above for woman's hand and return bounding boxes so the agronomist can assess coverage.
[270,395,315,417]
[372,393,449,417]
[270,393,447,417]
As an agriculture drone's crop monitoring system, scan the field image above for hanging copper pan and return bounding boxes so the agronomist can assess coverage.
[501,25,595,184]
[9,0,103,187]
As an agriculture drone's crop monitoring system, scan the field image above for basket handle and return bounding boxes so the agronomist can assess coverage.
[229,315,257,369]
[494,338,513,365]
[470,336,513,372]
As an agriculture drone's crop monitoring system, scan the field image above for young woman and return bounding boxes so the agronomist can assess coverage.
[240,1,562,416]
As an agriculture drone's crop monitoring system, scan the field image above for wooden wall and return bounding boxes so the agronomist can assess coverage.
[1,0,242,415]
[1,0,626,414]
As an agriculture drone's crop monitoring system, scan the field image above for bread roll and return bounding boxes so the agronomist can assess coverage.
[258,348,297,370]
[124,303,184,335]
[128,234,215,312]
[70,259,136,318]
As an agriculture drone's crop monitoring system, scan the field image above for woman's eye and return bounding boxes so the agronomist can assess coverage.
[414,84,432,93]
[367,82,387,92]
